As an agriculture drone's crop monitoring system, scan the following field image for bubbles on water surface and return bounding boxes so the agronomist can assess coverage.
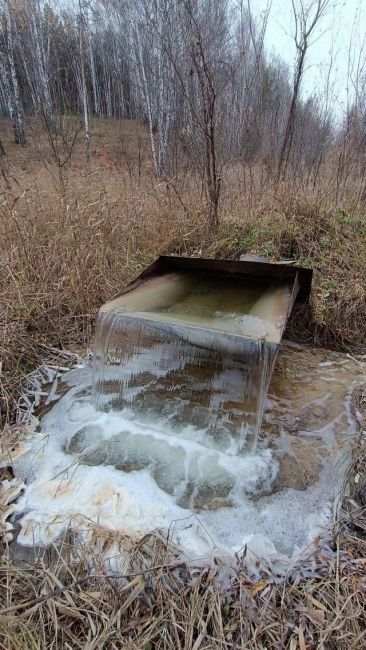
[12,344,364,560]
[65,418,277,511]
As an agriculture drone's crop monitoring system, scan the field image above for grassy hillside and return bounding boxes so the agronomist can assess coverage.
[1,118,365,424]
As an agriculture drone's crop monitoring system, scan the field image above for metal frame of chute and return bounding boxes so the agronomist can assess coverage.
[110,254,312,343]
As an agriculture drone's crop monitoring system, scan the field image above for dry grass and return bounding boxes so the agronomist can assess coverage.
[0,118,205,424]
[0,116,366,648]
[1,117,366,424]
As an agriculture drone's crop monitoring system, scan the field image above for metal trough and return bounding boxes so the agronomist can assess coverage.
[111,255,312,331]
[93,255,312,454]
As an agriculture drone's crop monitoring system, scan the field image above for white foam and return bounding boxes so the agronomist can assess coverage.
[14,378,277,561]
[12,347,363,570]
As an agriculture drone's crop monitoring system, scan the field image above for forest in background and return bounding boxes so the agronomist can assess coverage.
[0,0,365,228]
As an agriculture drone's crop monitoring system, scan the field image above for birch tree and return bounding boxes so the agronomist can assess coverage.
[276,0,331,181]
[2,0,26,145]
[30,2,53,126]
[78,0,90,159]
[87,3,101,117]
[124,0,177,177]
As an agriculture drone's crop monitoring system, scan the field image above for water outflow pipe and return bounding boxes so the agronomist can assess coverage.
[93,255,312,455]
[112,255,312,307]
[104,254,312,342]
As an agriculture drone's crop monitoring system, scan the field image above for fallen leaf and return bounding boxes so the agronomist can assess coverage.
[11,196,20,211]
[305,608,325,626]
[250,580,268,597]
[55,602,86,621]
[306,594,328,613]
[298,623,306,650]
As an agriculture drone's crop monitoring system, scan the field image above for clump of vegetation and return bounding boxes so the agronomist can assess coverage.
[215,203,366,349]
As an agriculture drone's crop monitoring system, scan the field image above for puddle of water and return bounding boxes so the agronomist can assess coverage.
[12,344,364,566]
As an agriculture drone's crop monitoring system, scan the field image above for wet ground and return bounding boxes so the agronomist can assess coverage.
[262,343,362,492]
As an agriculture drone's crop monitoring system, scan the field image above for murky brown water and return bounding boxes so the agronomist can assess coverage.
[261,343,362,492]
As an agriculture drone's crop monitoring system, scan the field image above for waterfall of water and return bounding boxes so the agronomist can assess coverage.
[93,313,278,453]
[83,271,291,503]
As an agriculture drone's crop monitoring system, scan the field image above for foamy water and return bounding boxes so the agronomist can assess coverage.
[13,345,364,569]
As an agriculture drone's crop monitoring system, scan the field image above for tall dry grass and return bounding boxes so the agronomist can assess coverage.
[1,118,365,425]
[0,522,365,649]
[0,118,366,648]
[0,119,207,422]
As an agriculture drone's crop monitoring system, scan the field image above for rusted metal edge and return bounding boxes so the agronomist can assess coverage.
[114,255,312,304]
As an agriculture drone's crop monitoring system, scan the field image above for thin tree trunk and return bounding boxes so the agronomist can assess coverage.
[88,21,101,117]
[79,4,90,160]
[136,24,158,176]
[276,0,330,183]
[4,0,26,146]
[276,48,306,182]
[32,12,53,129]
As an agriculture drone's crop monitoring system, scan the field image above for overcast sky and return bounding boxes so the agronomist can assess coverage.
[252,0,365,120]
